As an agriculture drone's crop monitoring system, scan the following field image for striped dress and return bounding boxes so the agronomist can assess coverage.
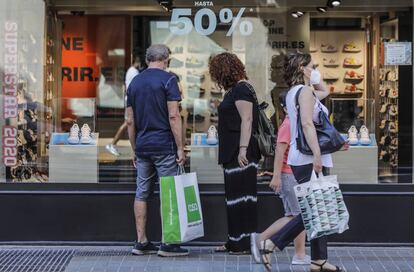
[223,160,258,252]
[218,81,261,252]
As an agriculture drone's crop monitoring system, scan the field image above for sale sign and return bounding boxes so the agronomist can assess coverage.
[156,7,253,36]
[61,15,131,99]
[61,16,100,98]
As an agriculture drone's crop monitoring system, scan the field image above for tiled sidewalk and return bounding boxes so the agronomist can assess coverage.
[1,246,414,272]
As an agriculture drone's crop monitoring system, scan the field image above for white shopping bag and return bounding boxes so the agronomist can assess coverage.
[160,168,204,244]
[294,172,349,240]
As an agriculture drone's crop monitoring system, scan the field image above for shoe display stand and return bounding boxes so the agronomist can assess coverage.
[6,8,50,182]
[189,133,223,184]
[377,19,400,180]
[12,80,45,182]
[331,134,378,183]
[49,133,99,183]
[310,30,367,96]
[378,64,399,170]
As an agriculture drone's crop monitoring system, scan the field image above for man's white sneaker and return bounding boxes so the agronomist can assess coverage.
[68,124,80,144]
[206,125,218,145]
[106,144,120,156]
[359,125,371,145]
[291,254,311,265]
[80,124,92,144]
[347,125,359,145]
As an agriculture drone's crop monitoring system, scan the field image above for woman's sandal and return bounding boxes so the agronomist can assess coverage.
[214,245,250,255]
[310,260,343,272]
[259,240,274,272]
[229,250,250,255]
[214,244,228,253]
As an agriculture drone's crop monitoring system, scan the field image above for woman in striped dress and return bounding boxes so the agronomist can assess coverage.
[209,53,261,254]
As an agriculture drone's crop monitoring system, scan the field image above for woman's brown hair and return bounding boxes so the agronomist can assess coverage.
[209,52,248,90]
[283,52,312,87]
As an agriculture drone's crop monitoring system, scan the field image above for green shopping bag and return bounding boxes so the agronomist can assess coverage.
[160,169,204,244]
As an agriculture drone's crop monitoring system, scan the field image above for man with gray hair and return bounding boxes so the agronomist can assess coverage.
[126,44,188,257]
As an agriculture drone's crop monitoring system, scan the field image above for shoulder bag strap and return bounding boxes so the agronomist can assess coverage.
[295,86,304,111]
[295,86,319,112]
[240,81,259,105]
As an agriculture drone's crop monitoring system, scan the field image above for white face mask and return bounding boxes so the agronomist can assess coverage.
[310,69,321,85]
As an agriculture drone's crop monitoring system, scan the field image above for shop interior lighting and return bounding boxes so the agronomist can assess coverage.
[157,0,173,12]
[327,0,341,8]
[317,7,328,13]
[291,11,304,18]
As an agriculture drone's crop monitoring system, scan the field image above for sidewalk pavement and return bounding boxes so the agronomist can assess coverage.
[0,246,413,272]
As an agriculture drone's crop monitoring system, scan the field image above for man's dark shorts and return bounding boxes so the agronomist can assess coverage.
[135,154,178,201]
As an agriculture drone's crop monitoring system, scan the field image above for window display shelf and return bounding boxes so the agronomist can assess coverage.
[189,133,222,184]
[332,135,378,184]
[49,133,99,183]
[190,133,218,147]
[330,92,364,97]
[341,133,377,148]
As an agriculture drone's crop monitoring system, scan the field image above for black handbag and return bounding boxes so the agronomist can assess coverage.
[295,87,345,155]
[243,82,276,157]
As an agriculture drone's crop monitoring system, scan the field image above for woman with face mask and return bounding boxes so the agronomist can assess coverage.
[253,52,343,272]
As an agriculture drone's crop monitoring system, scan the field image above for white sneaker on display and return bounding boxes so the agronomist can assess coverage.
[80,124,92,144]
[68,124,80,144]
[347,125,359,145]
[106,144,120,156]
[206,125,218,145]
[291,254,311,265]
[359,125,371,145]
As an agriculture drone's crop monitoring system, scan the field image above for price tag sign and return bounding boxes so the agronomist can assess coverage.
[384,42,412,66]
[157,8,253,36]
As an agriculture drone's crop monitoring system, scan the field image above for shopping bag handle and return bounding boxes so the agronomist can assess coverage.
[311,171,324,181]
[177,165,186,175]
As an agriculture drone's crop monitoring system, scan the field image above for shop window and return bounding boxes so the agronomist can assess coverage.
[0,0,413,185]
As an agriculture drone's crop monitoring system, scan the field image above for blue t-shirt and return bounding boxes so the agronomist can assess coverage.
[126,68,181,156]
